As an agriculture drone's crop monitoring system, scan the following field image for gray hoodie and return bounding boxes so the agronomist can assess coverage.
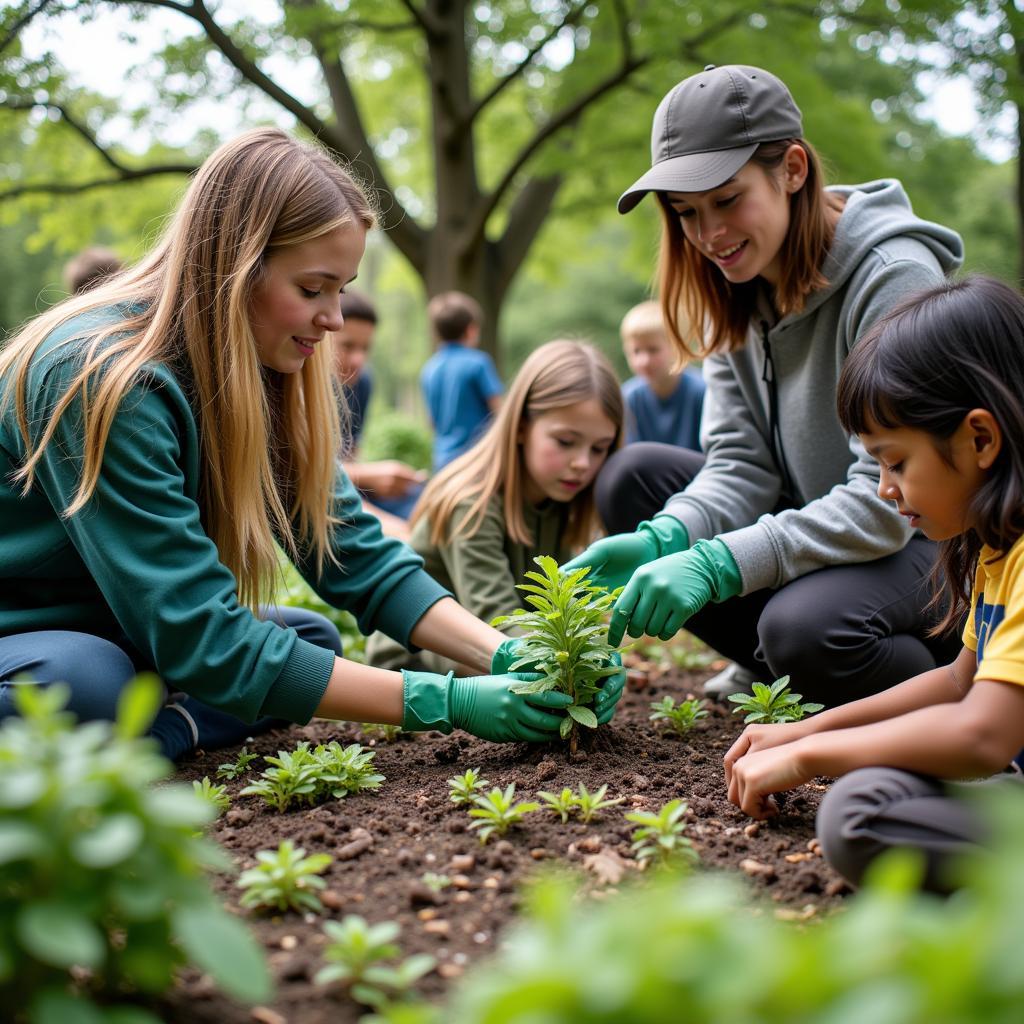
[663,179,963,594]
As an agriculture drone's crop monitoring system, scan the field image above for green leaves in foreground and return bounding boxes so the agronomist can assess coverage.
[727,675,825,724]
[0,678,270,1018]
[492,556,620,746]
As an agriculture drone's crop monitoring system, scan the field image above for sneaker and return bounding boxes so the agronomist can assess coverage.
[703,662,759,702]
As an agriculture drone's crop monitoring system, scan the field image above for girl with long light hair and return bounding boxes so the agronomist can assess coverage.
[0,128,571,756]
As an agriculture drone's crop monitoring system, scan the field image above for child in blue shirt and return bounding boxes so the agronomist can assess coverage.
[420,292,503,471]
[620,300,705,451]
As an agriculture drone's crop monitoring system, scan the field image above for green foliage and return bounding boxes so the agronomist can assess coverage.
[360,409,432,473]
[467,785,540,845]
[493,556,621,746]
[573,783,625,825]
[240,741,384,812]
[0,679,270,1016]
[419,872,451,894]
[626,799,697,868]
[236,840,332,915]
[192,776,230,815]
[727,675,825,724]
[430,786,1024,1023]
[649,696,709,736]
[216,746,259,780]
[447,768,490,806]
[537,787,578,824]
[361,722,403,743]
[315,914,435,1010]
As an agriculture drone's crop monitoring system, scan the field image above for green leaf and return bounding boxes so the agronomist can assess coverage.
[0,820,47,864]
[29,989,105,1024]
[17,903,106,969]
[559,716,573,739]
[172,903,272,1004]
[114,673,164,740]
[566,705,598,729]
[71,814,144,868]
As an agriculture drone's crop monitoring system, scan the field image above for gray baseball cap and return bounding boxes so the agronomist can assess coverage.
[618,64,803,214]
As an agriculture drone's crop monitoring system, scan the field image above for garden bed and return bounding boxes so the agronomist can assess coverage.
[162,656,850,1023]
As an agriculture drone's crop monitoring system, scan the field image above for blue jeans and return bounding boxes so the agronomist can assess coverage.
[0,607,343,760]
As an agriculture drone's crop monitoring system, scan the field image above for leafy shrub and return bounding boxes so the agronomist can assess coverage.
[237,840,332,914]
[192,776,230,815]
[240,740,384,812]
[728,675,824,724]
[649,695,709,736]
[626,798,697,868]
[467,785,539,844]
[447,768,490,806]
[360,409,432,472]
[0,679,270,1021]
[493,556,621,752]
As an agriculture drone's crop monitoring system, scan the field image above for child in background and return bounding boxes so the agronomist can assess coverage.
[331,290,426,539]
[369,340,623,700]
[620,299,705,451]
[63,247,124,296]
[724,276,1024,893]
[420,291,503,471]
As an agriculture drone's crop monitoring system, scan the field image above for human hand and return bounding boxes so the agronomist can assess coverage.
[401,669,571,743]
[361,460,427,499]
[726,742,814,820]
[608,538,741,647]
[723,720,812,790]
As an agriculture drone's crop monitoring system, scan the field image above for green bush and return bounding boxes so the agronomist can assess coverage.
[0,679,270,1022]
[361,409,432,472]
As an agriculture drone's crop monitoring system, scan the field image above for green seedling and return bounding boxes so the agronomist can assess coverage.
[237,839,333,914]
[649,695,709,736]
[448,767,490,806]
[315,914,435,1009]
[314,741,386,798]
[193,775,230,814]
[573,783,625,824]
[420,872,452,893]
[537,787,578,823]
[216,745,259,780]
[240,742,321,811]
[360,722,403,742]
[626,798,698,868]
[467,784,540,844]
[492,555,622,754]
[727,674,825,724]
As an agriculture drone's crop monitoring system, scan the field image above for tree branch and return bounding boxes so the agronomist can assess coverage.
[494,173,561,298]
[0,163,197,201]
[398,0,440,38]
[0,0,57,55]
[465,0,589,126]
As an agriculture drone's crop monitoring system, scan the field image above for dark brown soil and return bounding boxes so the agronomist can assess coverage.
[160,659,851,1023]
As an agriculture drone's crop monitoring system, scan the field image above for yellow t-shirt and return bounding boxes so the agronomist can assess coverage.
[963,534,1024,686]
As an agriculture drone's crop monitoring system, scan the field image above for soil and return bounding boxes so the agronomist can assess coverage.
[160,659,852,1024]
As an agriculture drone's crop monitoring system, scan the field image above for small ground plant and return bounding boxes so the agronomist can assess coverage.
[537,787,577,823]
[216,746,259,780]
[626,798,698,868]
[360,722,403,743]
[193,776,230,815]
[467,784,540,844]
[649,696,709,736]
[0,678,269,1020]
[237,840,333,914]
[447,768,490,806]
[241,741,384,811]
[315,914,435,1011]
[728,675,824,724]
[574,783,624,824]
[492,555,621,754]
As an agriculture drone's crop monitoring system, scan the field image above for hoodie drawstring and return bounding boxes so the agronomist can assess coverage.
[760,320,796,505]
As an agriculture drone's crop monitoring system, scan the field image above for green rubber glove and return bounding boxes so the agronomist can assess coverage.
[560,515,690,591]
[608,538,742,647]
[491,640,625,726]
[401,669,571,743]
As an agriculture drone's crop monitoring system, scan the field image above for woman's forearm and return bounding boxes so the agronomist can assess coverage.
[408,596,504,674]
[314,657,404,723]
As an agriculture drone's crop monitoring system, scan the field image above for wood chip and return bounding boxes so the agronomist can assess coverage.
[582,848,630,886]
[437,962,464,979]
[451,874,473,890]
[784,852,812,863]
[773,903,818,922]
[251,1008,287,1024]
[417,908,438,921]
[449,854,476,873]
[743,823,760,838]
[423,919,450,936]
[740,858,776,880]
[807,838,822,855]
[279,935,297,950]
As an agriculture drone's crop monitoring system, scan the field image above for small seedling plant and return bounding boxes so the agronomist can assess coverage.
[360,722,403,743]
[574,783,624,824]
[492,555,621,754]
[626,798,698,868]
[537,787,578,823]
[448,767,490,806]
[315,914,435,1010]
[193,776,230,815]
[240,740,384,812]
[216,745,259,780]
[467,784,540,844]
[649,696,709,736]
[420,872,451,893]
[237,839,333,914]
[728,675,825,724]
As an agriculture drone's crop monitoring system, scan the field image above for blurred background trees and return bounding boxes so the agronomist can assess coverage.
[1,0,1018,427]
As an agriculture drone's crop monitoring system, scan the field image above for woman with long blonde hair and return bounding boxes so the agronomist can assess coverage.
[367,339,626,721]
[0,128,572,756]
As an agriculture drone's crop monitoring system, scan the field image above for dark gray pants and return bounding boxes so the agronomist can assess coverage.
[816,766,1023,892]
[596,443,960,705]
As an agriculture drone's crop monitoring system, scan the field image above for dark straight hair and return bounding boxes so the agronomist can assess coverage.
[837,275,1024,634]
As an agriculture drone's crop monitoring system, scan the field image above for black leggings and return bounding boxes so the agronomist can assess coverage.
[596,443,960,705]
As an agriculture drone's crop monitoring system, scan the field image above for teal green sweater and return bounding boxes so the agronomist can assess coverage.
[0,308,449,723]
